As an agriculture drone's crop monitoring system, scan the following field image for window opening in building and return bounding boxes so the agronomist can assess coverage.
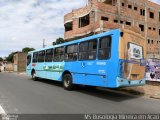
[151,40,153,44]
[140,9,145,16]
[64,22,73,32]
[139,24,144,31]
[134,6,137,10]
[128,5,132,9]
[120,21,123,24]
[114,19,118,23]
[79,14,90,28]
[101,16,109,21]
[126,21,131,26]
[103,0,117,6]
[149,12,154,19]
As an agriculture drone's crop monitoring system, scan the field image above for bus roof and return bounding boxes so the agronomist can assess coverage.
[29,29,120,54]
[28,29,144,54]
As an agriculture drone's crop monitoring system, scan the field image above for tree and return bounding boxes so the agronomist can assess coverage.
[52,37,65,45]
[52,42,56,45]
[5,52,14,62]
[0,57,3,61]
[56,37,65,44]
[22,47,35,53]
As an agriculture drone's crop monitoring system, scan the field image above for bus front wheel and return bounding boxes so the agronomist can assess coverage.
[63,73,74,90]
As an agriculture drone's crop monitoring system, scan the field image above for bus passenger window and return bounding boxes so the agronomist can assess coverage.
[65,44,78,61]
[38,50,45,62]
[98,36,111,60]
[45,49,53,62]
[79,39,97,60]
[53,47,64,62]
[88,40,97,60]
[32,52,38,63]
[79,42,88,60]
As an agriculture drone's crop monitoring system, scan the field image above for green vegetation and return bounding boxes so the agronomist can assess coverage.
[5,52,14,62]
[52,37,65,45]
[5,47,35,62]
[0,57,3,61]
[22,47,35,53]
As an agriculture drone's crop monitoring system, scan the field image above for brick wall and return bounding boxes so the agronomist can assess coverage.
[18,53,27,72]
[64,0,160,58]
[13,52,27,72]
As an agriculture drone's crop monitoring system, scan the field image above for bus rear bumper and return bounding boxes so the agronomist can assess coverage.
[116,77,146,87]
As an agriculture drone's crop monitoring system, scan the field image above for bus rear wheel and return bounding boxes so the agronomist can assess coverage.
[31,71,38,81]
[63,73,74,90]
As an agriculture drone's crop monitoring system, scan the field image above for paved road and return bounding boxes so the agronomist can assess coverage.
[0,72,160,114]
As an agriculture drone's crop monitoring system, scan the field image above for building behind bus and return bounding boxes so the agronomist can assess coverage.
[64,0,160,59]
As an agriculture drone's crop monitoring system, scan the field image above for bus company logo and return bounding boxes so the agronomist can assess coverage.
[96,62,106,66]
[32,64,36,67]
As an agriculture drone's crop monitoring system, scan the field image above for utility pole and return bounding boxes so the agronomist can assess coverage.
[86,0,88,6]
[43,39,46,48]
[117,0,121,24]
[145,2,148,59]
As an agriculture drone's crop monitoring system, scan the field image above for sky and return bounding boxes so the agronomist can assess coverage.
[0,0,159,58]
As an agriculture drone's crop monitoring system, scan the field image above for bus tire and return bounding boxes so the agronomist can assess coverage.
[62,73,74,90]
[31,71,38,81]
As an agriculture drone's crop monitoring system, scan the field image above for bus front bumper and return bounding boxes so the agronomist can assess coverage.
[116,77,146,87]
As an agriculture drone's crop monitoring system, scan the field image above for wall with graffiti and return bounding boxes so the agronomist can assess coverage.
[146,59,160,81]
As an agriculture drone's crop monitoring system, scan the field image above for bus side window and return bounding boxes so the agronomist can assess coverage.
[79,42,89,60]
[65,44,78,61]
[45,48,53,62]
[88,40,97,60]
[27,55,31,66]
[32,52,38,63]
[38,50,45,62]
[98,36,111,60]
[53,47,64,62]
[79,39,97,60]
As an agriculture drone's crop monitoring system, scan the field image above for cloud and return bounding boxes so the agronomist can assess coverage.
[0,0,159,57]
[151,0,160,4]
[0,0,86,57]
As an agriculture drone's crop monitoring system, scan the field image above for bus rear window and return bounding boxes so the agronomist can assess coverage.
[98,36,111,60]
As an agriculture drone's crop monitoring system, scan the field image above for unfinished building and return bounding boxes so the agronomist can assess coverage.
[64,0,160,58]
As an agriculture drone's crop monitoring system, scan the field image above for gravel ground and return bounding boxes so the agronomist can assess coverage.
[118,81,160,99]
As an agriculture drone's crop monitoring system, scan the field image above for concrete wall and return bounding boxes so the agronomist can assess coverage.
[6,63,14,71]
[13,52,27,72]
[0,62,13,72]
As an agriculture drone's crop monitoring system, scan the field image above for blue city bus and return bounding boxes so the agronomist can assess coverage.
[26,29,146,90]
